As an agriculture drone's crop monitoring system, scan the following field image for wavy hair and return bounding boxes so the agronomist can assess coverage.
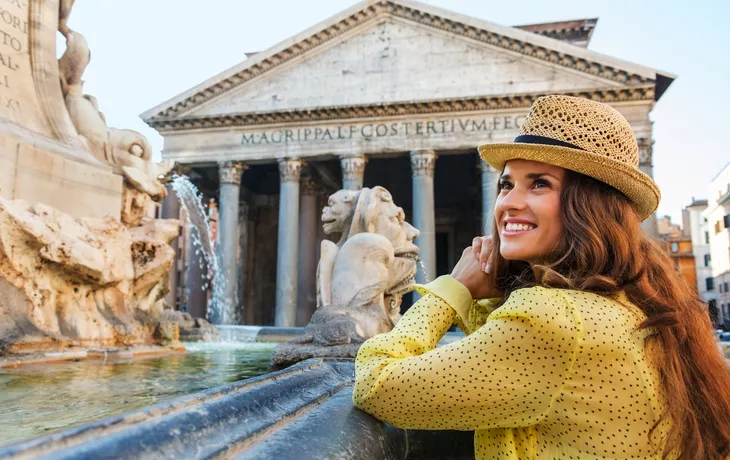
[487,170,730,459]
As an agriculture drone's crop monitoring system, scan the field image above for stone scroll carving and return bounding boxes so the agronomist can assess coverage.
[271,186,420,368]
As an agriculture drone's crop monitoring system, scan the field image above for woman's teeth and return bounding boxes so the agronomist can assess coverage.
[505,222,536,232]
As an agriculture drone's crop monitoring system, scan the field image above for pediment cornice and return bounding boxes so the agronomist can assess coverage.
[143,0,665,124]
[147,85,654,132]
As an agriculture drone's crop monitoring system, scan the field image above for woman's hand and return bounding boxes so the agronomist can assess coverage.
[450,236,502,299]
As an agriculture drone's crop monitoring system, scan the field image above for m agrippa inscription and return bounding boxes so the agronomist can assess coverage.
[240,114,527,146]
[0,0,49,134]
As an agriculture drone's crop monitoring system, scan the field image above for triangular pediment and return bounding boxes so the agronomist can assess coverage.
[142,0,673,125]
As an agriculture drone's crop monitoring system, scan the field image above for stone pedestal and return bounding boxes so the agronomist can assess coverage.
[410,150,437,285]
[275,158,302,327]
[480,161,499,235]
[339,155,367,190]
[213,161,246,324]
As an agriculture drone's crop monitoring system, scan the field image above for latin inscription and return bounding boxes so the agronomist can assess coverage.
[0,0,27,114]
[240,115,527,145]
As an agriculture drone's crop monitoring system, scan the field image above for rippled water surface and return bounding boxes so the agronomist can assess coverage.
[0,342,275,447]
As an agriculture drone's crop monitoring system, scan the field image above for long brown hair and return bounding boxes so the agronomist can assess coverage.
[487,170,730,459]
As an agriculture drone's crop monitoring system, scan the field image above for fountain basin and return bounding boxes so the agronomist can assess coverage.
[0,342,276,447]
[0,358,473,460]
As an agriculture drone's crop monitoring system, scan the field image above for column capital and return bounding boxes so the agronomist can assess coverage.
[339,155,367,177]
[219,161,247,185]
[637,137,654,166]
[410,150,437,177]
[300,168,318,196]
[278,158,303,183]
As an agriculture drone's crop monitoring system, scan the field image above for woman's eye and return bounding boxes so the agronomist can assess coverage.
[498,181,512,191]
[533,179,551,189]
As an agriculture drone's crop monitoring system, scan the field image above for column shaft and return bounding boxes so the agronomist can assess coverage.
[213,161,246,324]
[275,158,302,327]
[638,138,658,237]
[481,163,499,235]
[411,151,437,285]
[296,171,319,326]
[160,184,181,310]
[340,155,367,190]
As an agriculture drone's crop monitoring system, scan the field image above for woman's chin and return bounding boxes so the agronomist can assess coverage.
[500,247,534,263]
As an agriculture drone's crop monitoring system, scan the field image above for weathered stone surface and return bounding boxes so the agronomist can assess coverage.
[160,309,219,342]
[0,198,180,354]
[273,186,419,367]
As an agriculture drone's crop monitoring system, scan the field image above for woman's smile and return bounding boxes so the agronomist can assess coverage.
[502,218,537,235]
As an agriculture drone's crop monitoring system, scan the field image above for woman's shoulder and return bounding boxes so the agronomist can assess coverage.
[497,286,579,323]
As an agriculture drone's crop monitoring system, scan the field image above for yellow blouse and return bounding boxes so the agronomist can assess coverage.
[353,275,670,459]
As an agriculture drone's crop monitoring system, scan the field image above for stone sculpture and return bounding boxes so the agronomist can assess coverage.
[272,186,420,367]
[0,199,181,353]
[0,1,184,357]
[57,3,169,225]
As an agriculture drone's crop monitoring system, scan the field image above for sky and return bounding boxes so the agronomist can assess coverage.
[65,0,730,223]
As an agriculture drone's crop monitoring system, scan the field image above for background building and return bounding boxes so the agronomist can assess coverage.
[657,214,697,296]
[149,0,674,326]
[705,163,730,328]
[683,199,717,318]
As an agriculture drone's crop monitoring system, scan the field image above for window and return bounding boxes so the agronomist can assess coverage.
[720,283,724,293]
[705,231,710,244]
[670,242,679,253]
[704,254,712,266]
[724,215,730,229]
[725,281,729,292]
[706,277,715,291]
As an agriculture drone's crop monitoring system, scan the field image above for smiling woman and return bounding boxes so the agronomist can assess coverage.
[353,95,730,460]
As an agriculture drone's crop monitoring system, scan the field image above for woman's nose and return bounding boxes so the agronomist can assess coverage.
[497,188,527,212]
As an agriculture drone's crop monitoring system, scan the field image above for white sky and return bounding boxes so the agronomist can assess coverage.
[66,0,730,223]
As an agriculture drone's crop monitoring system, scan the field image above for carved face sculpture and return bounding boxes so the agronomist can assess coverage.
[365,188,420,258]
[321,190,359,234]
[362,188,421,306]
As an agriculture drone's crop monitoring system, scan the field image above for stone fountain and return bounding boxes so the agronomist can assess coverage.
[271,186,420,367]
[0,0,180,356]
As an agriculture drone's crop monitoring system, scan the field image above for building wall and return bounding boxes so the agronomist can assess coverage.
[705,163,730,327]
[685,204,716,304]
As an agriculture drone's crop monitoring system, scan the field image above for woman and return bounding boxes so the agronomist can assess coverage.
[353,95,730,459]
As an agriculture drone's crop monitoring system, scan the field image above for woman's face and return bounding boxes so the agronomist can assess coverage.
[494,159,565,265]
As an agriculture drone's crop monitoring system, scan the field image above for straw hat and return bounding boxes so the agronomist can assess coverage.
[478,95,660,221]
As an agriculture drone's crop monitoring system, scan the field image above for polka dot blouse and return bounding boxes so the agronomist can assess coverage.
[353,275,672,459]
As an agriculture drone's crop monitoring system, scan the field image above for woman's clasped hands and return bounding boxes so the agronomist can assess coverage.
[450,236,503,300]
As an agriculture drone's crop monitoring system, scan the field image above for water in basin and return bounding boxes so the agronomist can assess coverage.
[0,342,276,447]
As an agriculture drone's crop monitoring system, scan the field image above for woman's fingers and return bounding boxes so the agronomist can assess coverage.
[472,236,482,260]
[479,236,493,273]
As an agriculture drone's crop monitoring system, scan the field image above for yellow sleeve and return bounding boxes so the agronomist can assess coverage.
[412,275,500,335]
[353,286,584,431]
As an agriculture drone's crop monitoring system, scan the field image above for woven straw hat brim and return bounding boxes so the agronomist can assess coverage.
[478,142,660,221]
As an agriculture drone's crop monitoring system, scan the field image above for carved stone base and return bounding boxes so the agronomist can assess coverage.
[270,342,361,369]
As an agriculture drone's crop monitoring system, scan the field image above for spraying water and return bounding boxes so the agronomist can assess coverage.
[417,259,431,284]
[170,175,233,324]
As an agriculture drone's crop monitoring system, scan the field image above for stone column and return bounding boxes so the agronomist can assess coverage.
[480,160,500,235]
[213,161,246,324]
[160,184,181,310]
[638,138,658,237]
[410,150,437,285]
[339,155,367,190]
[275,158,303,327]
[296,170,319,326]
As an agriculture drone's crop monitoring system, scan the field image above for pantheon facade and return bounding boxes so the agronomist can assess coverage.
[144,0,674,326]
